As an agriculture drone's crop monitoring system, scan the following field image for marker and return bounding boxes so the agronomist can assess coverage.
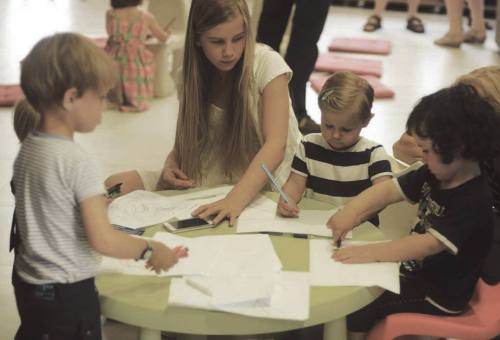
[336,238,342,249]
[106,182,122,199]
[260,163,291,205]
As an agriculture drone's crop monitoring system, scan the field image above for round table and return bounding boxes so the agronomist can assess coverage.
[97,191,385,340]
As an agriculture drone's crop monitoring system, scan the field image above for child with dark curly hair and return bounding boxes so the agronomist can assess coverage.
[327,84,500,339]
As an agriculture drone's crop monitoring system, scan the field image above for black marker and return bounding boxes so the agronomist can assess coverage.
[106,182,122,199]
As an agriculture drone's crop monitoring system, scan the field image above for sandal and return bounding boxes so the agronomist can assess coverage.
[406,16,425,33]
[464,29,486,44]
[434,33,463,48]
[363,15,382,32]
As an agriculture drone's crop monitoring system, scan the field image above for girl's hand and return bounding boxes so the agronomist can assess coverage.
[145,242,180,274]
[332,244,377,264]
[192,196,244,226]
[327,206,358,247]
[276,197,299,217]
[158,165,195,190]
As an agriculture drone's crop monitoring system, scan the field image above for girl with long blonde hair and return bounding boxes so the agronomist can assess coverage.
[107,0,301,225]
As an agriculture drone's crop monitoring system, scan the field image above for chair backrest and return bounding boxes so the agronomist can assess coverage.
[470,278,500,325]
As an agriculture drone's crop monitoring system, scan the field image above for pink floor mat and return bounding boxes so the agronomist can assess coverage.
[315,53,383,77]
[310,75,394,99]
[0,85,23,107]
[328,37,392,55]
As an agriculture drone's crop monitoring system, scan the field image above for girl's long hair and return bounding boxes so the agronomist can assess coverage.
[174,0,259,182]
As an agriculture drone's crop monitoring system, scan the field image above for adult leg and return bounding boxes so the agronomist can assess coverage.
[464,0,486,43]
[434,0,465,47]
[285,0,330,130]
[373,0,389,17]
[256,0,294,52]
[407,0,420,17]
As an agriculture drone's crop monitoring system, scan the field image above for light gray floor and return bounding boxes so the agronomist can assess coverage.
[0,1,498,339]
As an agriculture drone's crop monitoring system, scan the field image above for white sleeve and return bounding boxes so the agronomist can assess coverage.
[71,155,106,202]
[254,44,293,94]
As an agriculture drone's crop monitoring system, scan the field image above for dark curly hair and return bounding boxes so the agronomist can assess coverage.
[407,84,500,164]
[111,0,142,9]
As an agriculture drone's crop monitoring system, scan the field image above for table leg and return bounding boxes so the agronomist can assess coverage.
[140,328,161,340]
[323,317,347,340]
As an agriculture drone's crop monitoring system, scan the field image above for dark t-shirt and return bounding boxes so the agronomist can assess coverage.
[396,165,494,311]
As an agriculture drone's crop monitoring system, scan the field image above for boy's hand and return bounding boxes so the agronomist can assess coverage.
[145,242,183,274]
[172,245,189,259]
[332,244,377,264]
[327,206,358,247]
[276,197,299,217]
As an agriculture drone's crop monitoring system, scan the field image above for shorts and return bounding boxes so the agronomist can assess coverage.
[13,271,102,340]
[347,275,456,333]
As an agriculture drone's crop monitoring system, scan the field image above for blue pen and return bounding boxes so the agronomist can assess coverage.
[260,163,291,205]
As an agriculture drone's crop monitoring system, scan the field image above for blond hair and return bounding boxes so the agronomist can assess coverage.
[318,71,374,122]
[455,66,500,113]
[174,0,259,182]
[14,32,116,140]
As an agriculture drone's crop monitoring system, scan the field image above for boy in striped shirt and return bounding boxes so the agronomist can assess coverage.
[277,71,392,226]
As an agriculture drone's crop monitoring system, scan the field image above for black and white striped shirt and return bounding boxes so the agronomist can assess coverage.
[13,132,105,284]
[291,134,393,226]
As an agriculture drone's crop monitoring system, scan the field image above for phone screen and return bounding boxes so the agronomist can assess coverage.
[174,217,209,229]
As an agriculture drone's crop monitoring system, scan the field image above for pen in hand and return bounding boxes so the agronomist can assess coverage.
[261,163,292,204]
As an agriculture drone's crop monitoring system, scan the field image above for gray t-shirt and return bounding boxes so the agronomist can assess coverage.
[13,132,105,284]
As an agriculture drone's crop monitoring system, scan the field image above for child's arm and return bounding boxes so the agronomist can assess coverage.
[193,74,290,225]
[332,233,446,264]
[372,176,392,185]
[145,13,172,43]
[393,132,423,165]
[80,195,187,273]
[328,179,404,243]
[277,172,306,217]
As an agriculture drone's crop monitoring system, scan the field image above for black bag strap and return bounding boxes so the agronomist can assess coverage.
[9,180,18,253]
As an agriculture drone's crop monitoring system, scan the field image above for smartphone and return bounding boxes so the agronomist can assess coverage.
[164,217,216,233]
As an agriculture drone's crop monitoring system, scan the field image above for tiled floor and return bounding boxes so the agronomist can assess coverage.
[0,0,499,339]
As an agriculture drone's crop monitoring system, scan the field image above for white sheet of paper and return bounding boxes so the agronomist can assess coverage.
[97,234,200,277]
[98,233,282,278]
[167,186,234,220]
[154,232,283,277]
[168,271,310,321]
[237,195,352,238]
[309,239,400,294]
[108,190,178,228]
[185,276,275,306]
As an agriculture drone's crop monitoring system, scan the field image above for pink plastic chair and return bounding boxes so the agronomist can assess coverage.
[367,278,500,340]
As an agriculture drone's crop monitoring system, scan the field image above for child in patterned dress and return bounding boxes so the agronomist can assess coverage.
[105,0,173,112]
